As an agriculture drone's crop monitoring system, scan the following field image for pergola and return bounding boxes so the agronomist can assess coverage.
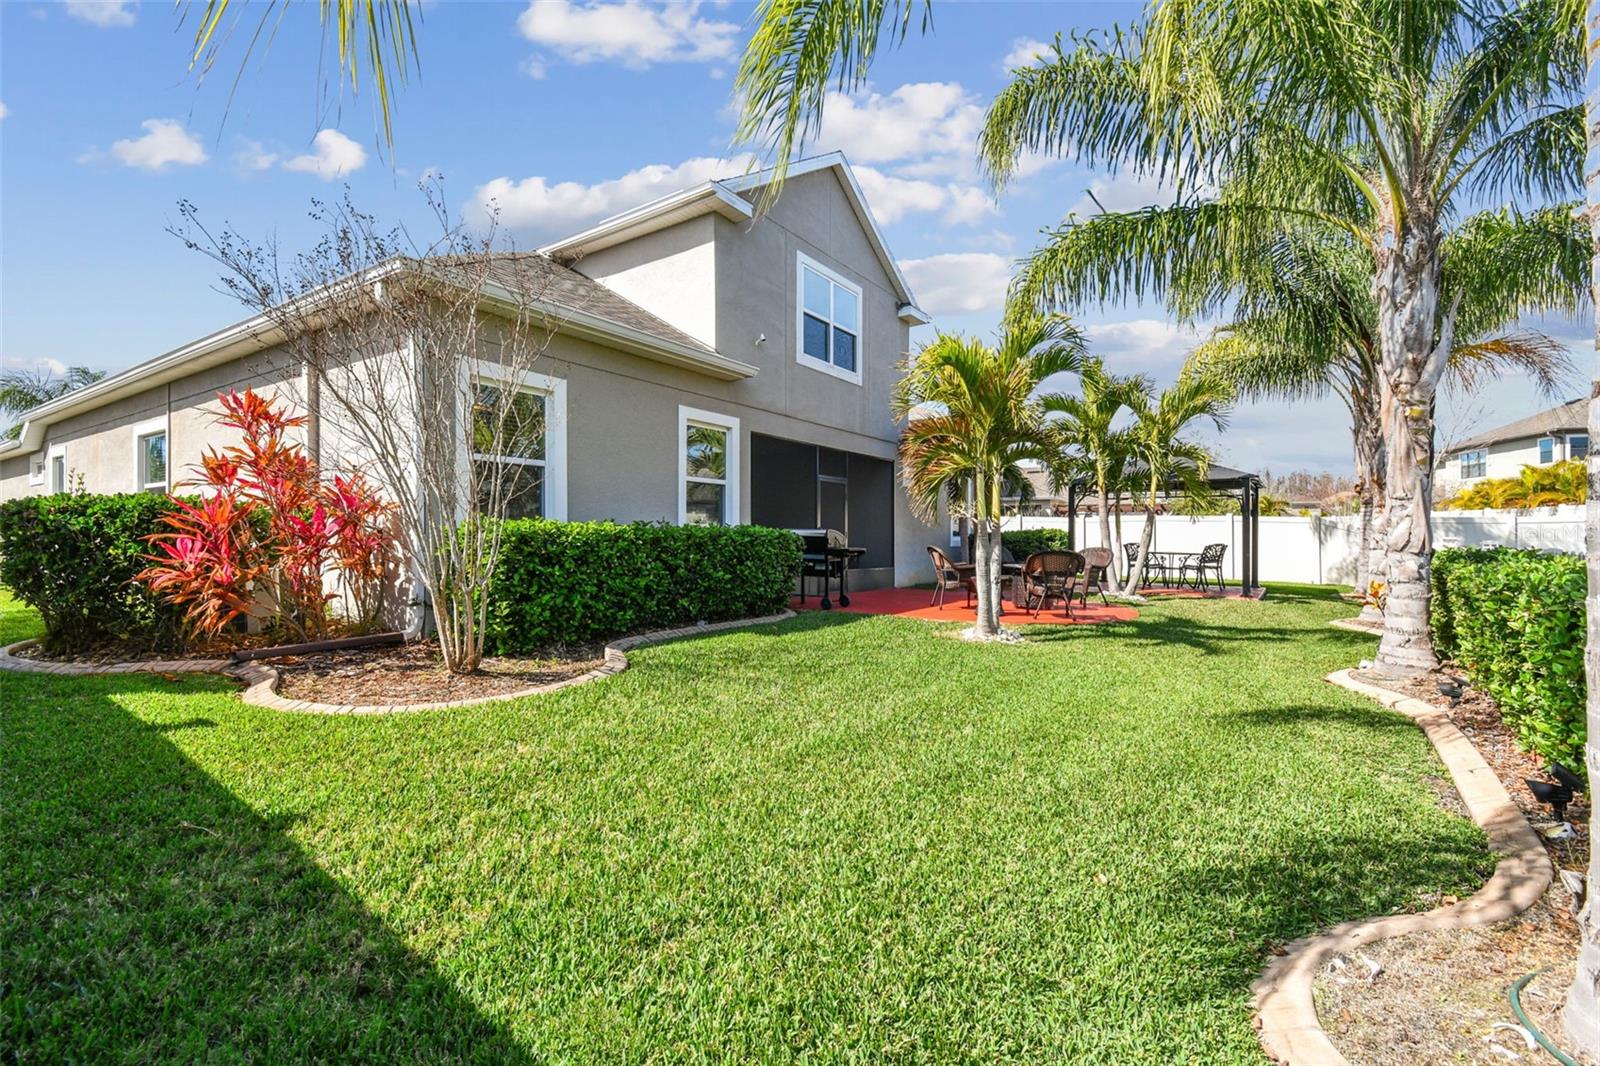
[1064,463,1262,595]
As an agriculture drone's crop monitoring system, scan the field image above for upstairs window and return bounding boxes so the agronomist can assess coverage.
[1459,449,1486,480]
[1570,434,1589,461]
[1539,436,1555,465]
[797,252,862,384]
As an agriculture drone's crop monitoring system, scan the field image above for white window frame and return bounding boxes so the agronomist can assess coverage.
[464,363,568,522]
[1570,433,1590,461]
[677,405,741,526]
[1538,436,1555,465]
[131,415,170,493]
[47,443,68,493]
[28,452,45,486]
[795,251,864,386]
[1459,448,1486,480]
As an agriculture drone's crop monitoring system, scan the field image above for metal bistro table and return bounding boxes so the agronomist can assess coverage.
[1146,550,1200,589]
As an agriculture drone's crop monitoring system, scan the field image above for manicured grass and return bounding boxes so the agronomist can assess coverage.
[1,584,1487,1062]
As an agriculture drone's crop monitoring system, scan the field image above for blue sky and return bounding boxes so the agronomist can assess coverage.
[0,0,1583,474]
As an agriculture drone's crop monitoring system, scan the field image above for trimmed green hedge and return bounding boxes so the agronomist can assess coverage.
[1431,546,1585,771]
[1001,528,1074,559]
[0,493,187,654]
[486,520,803,652]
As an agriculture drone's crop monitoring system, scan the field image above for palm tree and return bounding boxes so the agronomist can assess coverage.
[182,1,419,147]
[0,366,105,440]
[1120,372,1233,594]
[893,311,1084,639]
[1570,0,1600,1047]
[1042,358,1148,592]
[737,0,1582,673]
[978,2,1582,674]
[1184,222,1579,609]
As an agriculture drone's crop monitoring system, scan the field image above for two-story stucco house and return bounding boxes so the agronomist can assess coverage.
[0,153,946,595]
[1434,397,1588,493]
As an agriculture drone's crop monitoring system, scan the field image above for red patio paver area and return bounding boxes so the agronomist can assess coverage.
[793,586,1139,625]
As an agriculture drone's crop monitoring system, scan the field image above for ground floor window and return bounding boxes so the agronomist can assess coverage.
[1459,449,1486,480]
[679,406,741,526]
[468,367,567,522]
[1570,434,1589,461]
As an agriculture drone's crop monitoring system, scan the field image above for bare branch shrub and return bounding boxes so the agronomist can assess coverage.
[172,183,562,672]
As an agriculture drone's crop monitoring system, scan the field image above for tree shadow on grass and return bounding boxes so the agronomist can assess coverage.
[1,673,530,1064]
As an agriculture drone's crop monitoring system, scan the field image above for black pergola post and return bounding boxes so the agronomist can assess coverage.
[1239,480,1253,596]
[1249,477,1261,593]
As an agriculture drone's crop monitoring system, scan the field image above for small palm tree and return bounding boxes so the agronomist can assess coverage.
[0,366,105,440]
[894,311,1084,639]
[1042,358,1149,592]
[1122,373,1233,595]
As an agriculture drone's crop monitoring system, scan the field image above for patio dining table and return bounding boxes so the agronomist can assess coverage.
[950,560,1027,613]
[1144,551,1200,589]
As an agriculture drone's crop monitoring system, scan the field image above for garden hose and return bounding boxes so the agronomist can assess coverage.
[1509,968,1580,1066]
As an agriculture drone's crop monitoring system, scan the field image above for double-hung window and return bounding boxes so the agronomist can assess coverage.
[471,381,548,520]
[1539,436,1555,465]
[1570,434,1589,461]
[1459,449,1486,480]
[797,252,862,383]
[679,406,740,526]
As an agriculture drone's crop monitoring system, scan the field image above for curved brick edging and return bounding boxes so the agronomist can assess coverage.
[0,639,230,675]
[0,610,796,716]
[1251,668,1553,1065]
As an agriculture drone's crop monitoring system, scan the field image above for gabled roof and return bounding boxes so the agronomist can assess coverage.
[539,152,930,325]
[1443,397,1586,454]
[0,254,756,456]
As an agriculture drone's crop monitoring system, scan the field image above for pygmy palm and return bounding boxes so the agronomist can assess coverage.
[893,311,1084,639]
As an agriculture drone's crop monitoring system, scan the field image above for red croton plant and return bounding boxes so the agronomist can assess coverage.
[139,388,395,643]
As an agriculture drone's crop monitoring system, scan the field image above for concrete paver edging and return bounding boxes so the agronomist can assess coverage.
[1252,668,1553,1065]
[0,609,796,715]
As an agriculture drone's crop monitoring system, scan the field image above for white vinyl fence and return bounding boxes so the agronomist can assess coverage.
[1000,504,1582,586]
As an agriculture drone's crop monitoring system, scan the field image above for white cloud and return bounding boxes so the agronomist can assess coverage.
[473,155,754,236]
[282,129,367,180]
[107,118,208,171]
[517,0,738,69]
[0,102,8,121]
[1065,170,1210,216]
[816,82,983,168]
[1081,319,1209,374]
[1,355,69,377]
[898,253,1013,317]
[1002,37,1052,69]
[854,167,995,227]
[63,0,136,27]
[234,138,278,171]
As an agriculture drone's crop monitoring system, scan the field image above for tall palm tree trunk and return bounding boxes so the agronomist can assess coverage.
[1125,476,1160,594]
[1354,406,1387,622]
[1562,4,1600,1048]
[971,468,1002,638]
[1096,482,1118,590]
[1373,218,1447,675]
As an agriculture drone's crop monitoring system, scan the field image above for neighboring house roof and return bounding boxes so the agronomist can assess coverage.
[1442,397,1586,455]
[0,253,758,456]
[539,152,932,326]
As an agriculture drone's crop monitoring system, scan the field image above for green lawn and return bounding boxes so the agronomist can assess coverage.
[1,585,1487,1062]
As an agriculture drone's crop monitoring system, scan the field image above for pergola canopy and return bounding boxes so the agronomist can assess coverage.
[1064,461,1262,594]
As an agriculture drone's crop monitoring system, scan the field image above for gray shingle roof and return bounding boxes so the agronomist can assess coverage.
[482,253,715,355]
[1446,397,1586,453]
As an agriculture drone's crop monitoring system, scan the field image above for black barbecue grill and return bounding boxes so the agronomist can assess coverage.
[793,528,866,609]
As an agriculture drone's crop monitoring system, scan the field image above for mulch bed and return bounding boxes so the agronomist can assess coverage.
[11,633,279,664]
[1318,665,1592,1065]
[269,640,606,705]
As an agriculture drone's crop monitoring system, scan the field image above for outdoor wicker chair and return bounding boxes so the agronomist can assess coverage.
[1077,546,1114,606]
[1182,542,1228,592]
[926,545,975,609]
[1021,550,1085,618]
